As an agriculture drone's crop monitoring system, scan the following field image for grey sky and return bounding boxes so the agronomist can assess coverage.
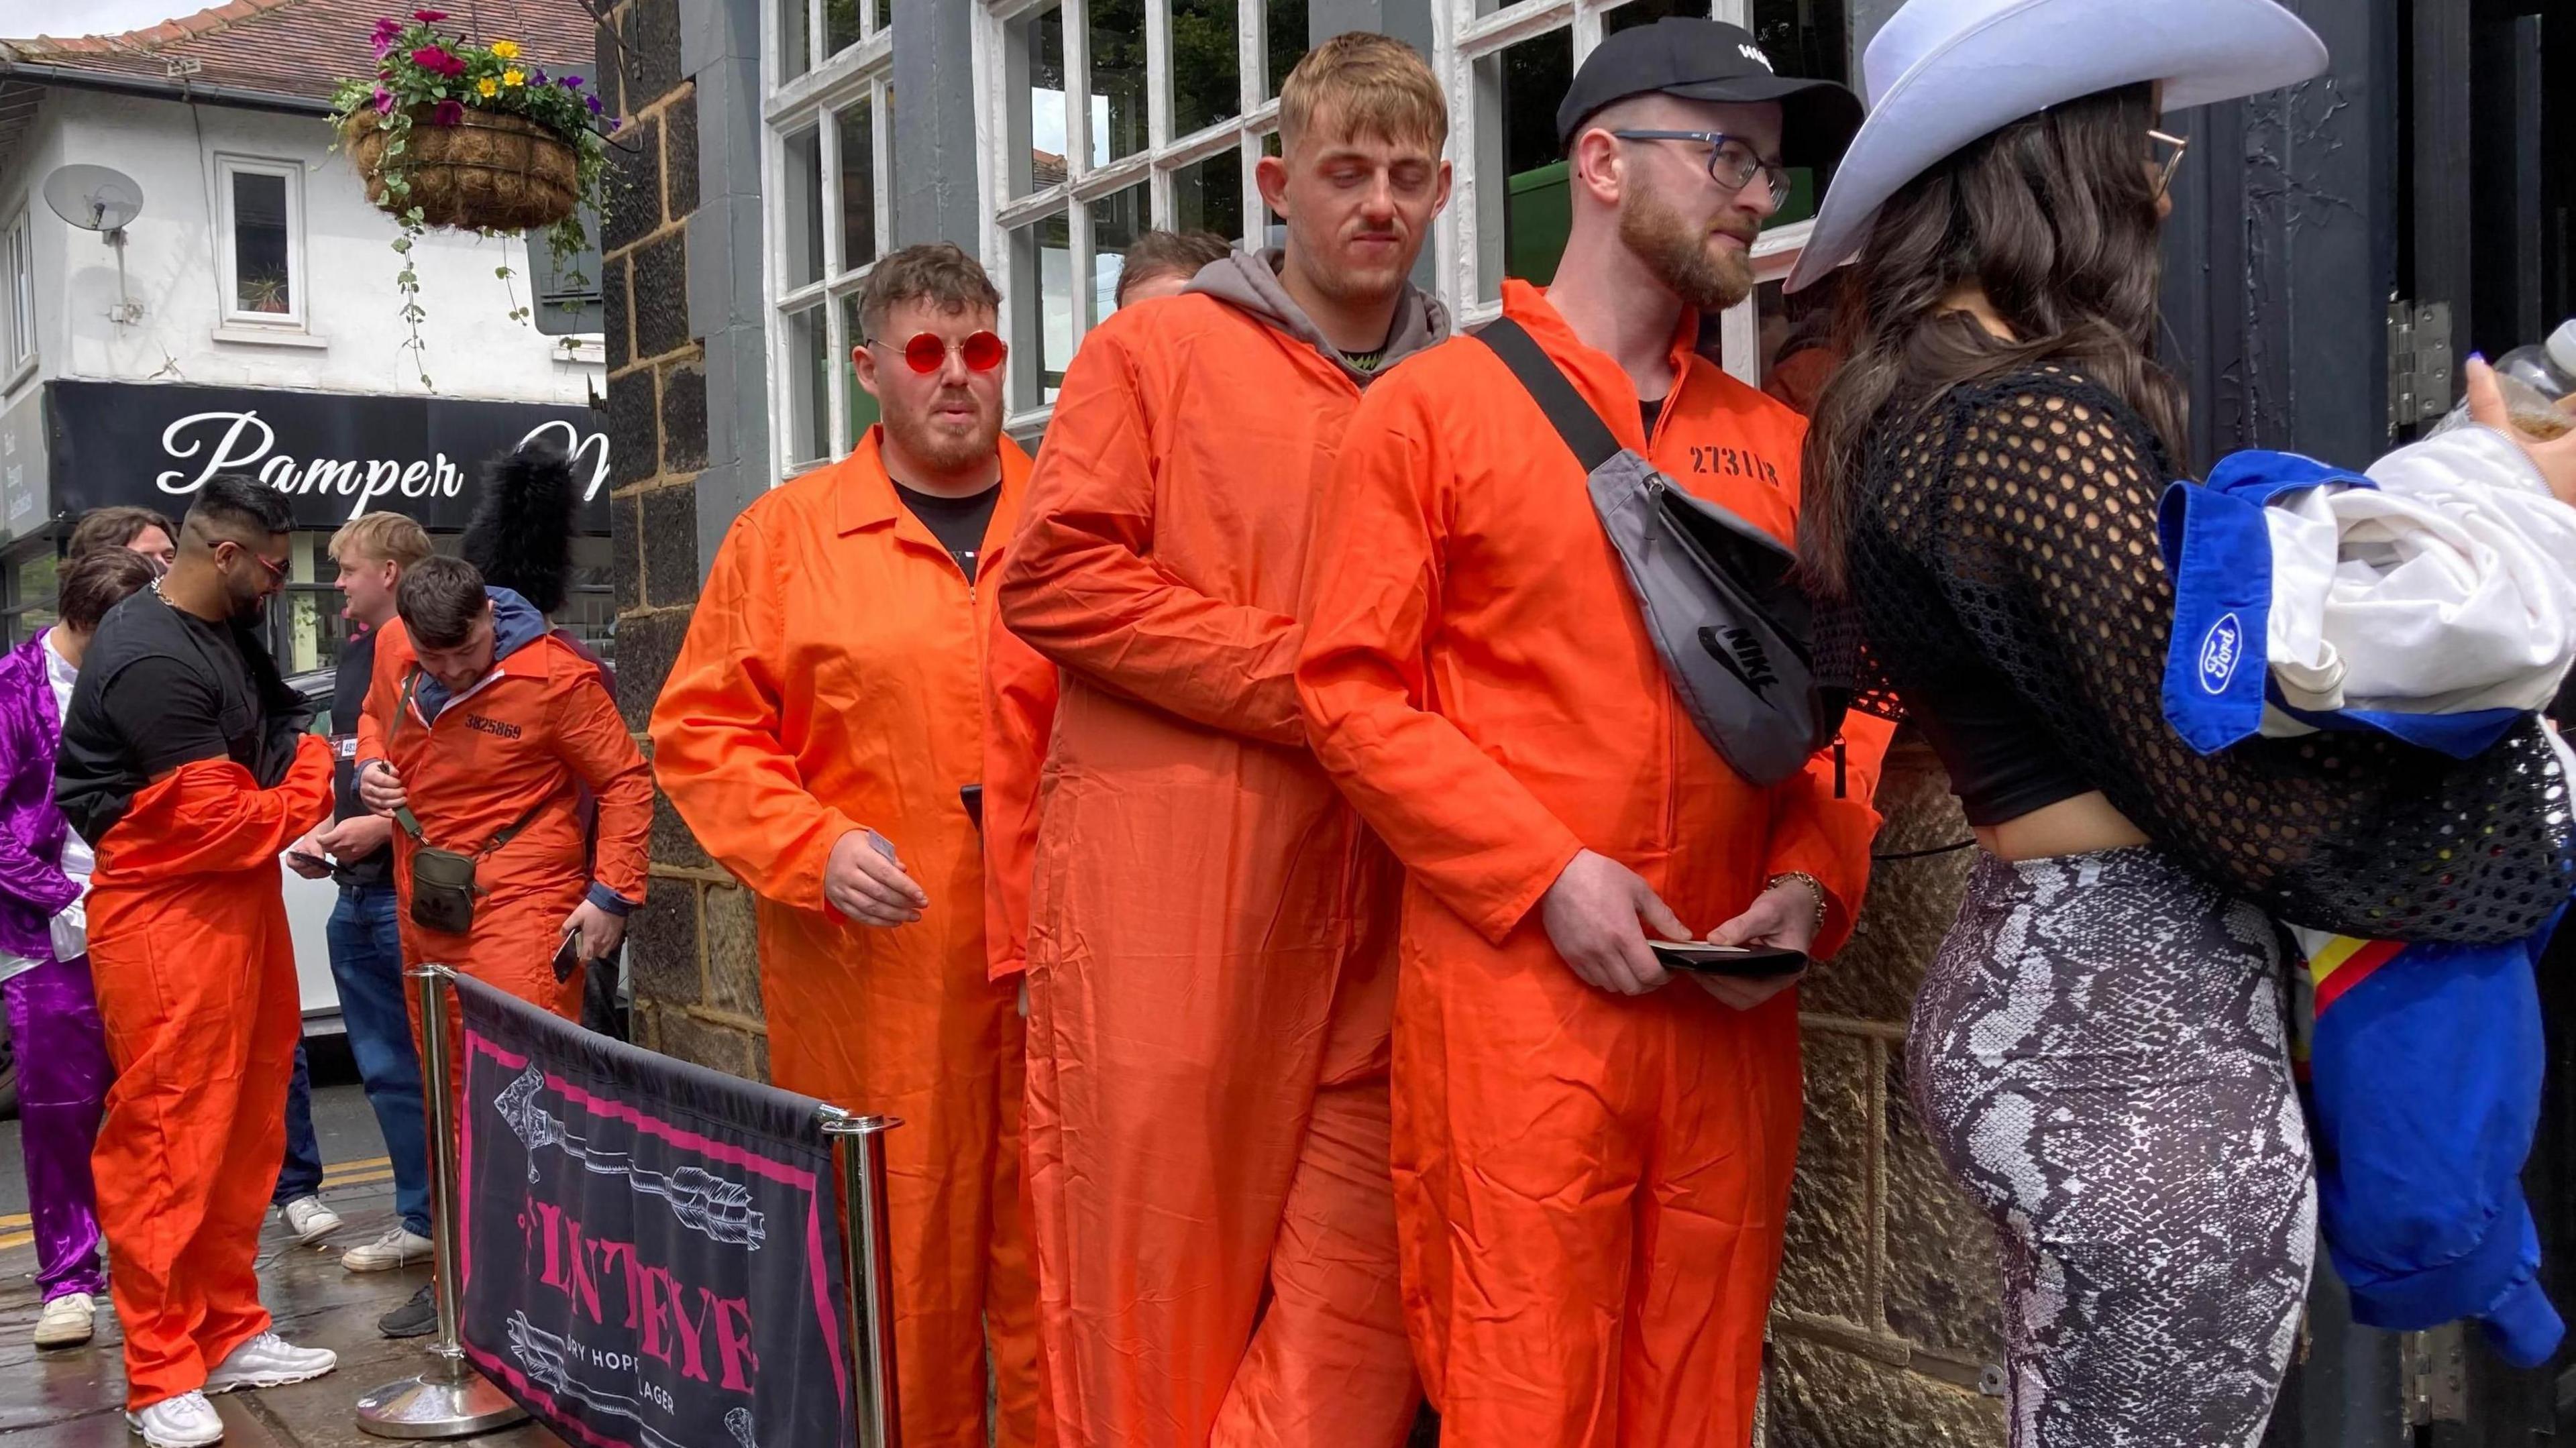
[0,0,199,41]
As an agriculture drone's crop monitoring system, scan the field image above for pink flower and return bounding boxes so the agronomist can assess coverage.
[431,99,465,125]
[410,44,466,76]
[412,9,447,19]
[372,86,395,113]
[369,16,402,54]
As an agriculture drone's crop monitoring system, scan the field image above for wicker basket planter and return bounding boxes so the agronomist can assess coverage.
[343,106,579,232]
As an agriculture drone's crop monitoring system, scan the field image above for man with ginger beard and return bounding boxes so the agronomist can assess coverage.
[1295,20,1893,1445]
[981,32,1449,1448]
[649,243,1040,1448]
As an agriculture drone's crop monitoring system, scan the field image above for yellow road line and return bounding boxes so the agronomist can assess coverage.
[0,1232,30,1251]
[324,1156,392,1180]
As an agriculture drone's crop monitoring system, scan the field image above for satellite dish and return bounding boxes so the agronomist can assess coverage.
[43,164,145,234]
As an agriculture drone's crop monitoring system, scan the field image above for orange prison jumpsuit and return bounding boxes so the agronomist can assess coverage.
[89,738,334,1409]
[988,293,1421,1448]
[649,431,1040,1448]
[357,620,651,1095]
[1295,281,1893,1447]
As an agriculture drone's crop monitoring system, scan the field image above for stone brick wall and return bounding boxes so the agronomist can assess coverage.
[598,0,769,1080]
[1768,738,2007,1445]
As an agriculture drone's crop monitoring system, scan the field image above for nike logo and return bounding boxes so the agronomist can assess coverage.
[1699,624,1779,698]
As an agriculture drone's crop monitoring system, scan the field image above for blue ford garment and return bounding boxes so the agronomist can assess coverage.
[2155,451,2528,759]
[2304,910,2567,1367]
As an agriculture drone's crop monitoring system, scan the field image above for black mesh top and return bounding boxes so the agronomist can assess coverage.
[1830,365,2574,944]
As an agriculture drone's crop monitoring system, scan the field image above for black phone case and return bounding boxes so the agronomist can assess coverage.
[1650,942,1808,979]
[961,784,985,833]
[551,930,584,983]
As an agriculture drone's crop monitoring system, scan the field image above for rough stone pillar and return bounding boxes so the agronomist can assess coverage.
[601,0,769,1080]
[1768,736,2007,1445]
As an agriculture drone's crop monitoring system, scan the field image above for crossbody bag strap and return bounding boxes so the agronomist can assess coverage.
[1472,316,1625,472]
[387,664,546,858]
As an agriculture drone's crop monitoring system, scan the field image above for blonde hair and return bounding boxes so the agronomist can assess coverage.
[330,512,433,570]
[1279,32,1448,157]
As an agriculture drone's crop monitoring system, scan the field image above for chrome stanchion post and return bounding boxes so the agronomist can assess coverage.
[356,964,529,1439]
[818,1109,902,1448]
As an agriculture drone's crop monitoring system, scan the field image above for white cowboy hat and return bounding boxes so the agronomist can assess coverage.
[1783,0,2328,292]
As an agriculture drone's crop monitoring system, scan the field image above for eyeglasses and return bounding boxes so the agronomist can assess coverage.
[2149,129,2189,199]
[222,539,289,588]
[868,330,1007,375]
[1608,131,1792,202]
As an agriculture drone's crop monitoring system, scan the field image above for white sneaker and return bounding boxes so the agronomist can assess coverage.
[32,1290,95,1347]
[276,1195,342,1245]
[341,1224,434,1272]
[203,1331,337,1393]
[127,1391,223,1447]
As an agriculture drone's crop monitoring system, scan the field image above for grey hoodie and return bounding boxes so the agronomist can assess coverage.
[1184,247,1451,386]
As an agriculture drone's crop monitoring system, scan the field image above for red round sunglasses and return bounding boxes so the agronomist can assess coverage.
[869,330,1008,374]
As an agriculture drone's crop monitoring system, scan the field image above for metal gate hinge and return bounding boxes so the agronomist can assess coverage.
[2389,300,2456,434]
[2402,1323,2468,1425]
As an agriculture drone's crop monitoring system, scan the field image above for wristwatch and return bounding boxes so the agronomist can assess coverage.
[1764,871,1829,933]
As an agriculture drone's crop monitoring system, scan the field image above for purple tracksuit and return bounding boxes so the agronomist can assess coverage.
[0,630,109,1302]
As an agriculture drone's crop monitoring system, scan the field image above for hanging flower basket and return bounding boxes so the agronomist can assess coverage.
[329,11,620,388]
[342,105,580,232]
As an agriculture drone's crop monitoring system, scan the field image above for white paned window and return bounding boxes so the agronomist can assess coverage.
[215,156,307,331]
[975,0,1311,436]
[765,0,894,478]
[1434,0,1850,387]
[1,209,32,374]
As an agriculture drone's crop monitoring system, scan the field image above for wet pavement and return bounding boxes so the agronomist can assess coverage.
[0,1079,567,1447]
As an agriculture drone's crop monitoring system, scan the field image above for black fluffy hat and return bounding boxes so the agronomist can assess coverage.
[461,436,582,616]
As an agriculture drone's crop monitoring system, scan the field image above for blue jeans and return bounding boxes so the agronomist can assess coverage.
[328,884,431,1237]
[274,1041,324,1205]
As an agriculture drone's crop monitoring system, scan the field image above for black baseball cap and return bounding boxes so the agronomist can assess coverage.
[1556,18,1863,169]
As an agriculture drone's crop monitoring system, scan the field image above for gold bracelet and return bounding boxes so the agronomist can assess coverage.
[1765,871,1829,932]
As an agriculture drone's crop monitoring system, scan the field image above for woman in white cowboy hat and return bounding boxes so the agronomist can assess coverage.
[1791,1,2574,1443]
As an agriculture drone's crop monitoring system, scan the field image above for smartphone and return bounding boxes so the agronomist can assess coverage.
[287,850,331,874]
[961,785,985,833]
[1648,940,1809,978]
[551,928,584,983]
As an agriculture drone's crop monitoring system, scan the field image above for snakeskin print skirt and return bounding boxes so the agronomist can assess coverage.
[1907,846,2316,1448]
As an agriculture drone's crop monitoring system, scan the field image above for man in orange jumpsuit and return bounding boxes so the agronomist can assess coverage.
[1295,21,1887,1446]
[56,478,339,1447]
[651,243,1039,1448]
[354,554,652,1335]
[984,34,1449,1448]
[356,555,649,1032]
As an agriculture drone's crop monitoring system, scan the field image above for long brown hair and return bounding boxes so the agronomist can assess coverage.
[1799,82,2187,596]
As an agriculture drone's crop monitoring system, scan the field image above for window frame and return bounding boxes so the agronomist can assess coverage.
[1432,0,1823,385]
[213,154,309,333]
[975,0,1291,439]
[761,0,897,484]
[1,208,34,376]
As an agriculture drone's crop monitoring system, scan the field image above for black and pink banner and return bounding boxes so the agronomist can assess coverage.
[455,975,855,1448]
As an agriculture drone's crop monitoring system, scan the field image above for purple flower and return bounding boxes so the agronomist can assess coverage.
[608,115,623,133]
[528,66,546,85]
[372,86,396,113]
[431,99,465,125]
[410,44,466,76]
[584,93,603,115]
[559,74,582,90]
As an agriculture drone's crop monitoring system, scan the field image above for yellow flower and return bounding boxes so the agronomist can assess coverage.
[502,67,525,87]
[476,76,498,97]
[489,38,519,59]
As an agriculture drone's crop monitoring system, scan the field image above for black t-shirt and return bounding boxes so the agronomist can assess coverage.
[895,482,1003,582]
[56,589,299,846]
[329,626,392,888]
[1642,396,1666,441]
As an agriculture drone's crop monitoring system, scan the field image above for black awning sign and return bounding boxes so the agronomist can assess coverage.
[46,380,612,535]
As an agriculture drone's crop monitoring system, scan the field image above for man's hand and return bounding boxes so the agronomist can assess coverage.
[1540,848,1689,996]
[358,760,407,816]
[2467,355,2576,504]
[561,900,629,962]
[285,831,334,879]
[1695,878,1823,1011]
[824,829,928,928]
[316,814,394,862]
